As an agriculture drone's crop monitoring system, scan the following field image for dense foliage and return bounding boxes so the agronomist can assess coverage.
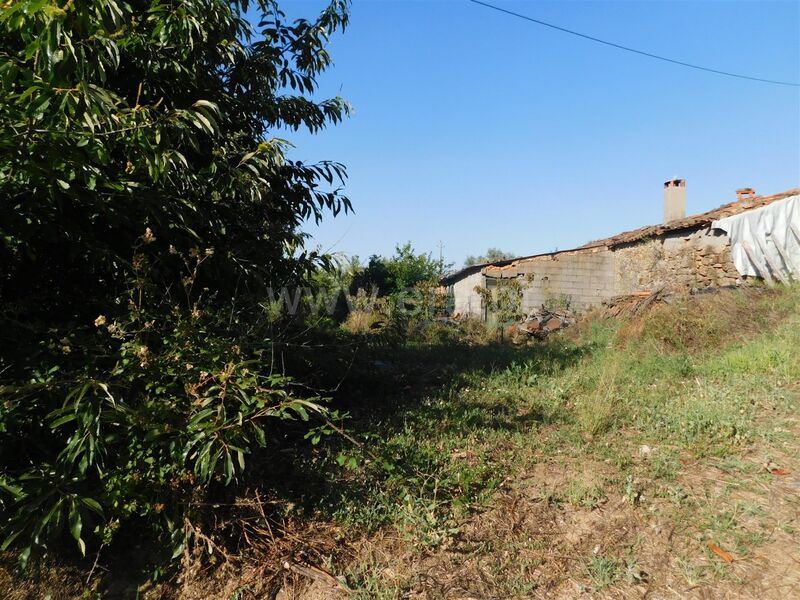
[0,0,351,565]
[350,242,445,297]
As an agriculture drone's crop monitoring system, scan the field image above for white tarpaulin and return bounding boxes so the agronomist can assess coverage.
[712,195,800,284]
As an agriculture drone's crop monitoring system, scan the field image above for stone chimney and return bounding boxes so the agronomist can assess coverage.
[663,178,686,223]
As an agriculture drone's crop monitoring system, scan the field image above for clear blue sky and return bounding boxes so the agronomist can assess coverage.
[273,0,800,267]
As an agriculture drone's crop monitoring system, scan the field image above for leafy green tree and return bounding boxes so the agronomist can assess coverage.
[464,248,516,267]
[350,253,394,296]
[387,242,445,290]
[1,0,350,317]
[0,0,351,565]
[350,243,446,296]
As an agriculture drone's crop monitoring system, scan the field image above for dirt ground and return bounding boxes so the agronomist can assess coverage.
[4,431,798,600]
[145,426,799,600]
[4,288,799,599]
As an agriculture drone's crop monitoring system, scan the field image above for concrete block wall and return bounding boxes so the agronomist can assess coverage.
[450,271,484,318]
[485,249,617,313]
[448,225,743,321]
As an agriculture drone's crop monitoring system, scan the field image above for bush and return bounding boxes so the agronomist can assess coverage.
[0,0,351,566]
[349,243,445,298]
[1,245,331,565]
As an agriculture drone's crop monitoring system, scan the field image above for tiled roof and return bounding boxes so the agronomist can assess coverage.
[441,187,799,284]
[581,188,800,249]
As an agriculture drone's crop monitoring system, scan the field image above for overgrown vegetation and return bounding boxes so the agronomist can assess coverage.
[349,242,448,297]
[0,0,353,567]
[1,2,798,598]
[475,276,527,329]
[327,243,452,337]
[307,285,800,598]
[101,283,791,599]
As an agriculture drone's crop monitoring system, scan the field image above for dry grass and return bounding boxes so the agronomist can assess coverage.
[341,309,379,335]
[4,285,799,599]
[616,286,794,353]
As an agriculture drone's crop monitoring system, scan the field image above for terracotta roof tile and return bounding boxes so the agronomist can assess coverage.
[441,187,799,284]
[581,188,800,249]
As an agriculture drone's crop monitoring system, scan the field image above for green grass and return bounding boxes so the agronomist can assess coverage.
[4,286,798,598]
[587,556,622,590]
[561,480,608,508]
[305,285,800,595]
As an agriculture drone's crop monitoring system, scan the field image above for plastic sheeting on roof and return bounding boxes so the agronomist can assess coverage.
[712,195,800,284]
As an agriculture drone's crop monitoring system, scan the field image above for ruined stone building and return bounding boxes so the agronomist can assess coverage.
[442,182,800,320]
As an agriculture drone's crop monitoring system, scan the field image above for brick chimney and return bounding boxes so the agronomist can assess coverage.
[663,179,686,223]
[736,187,756,202]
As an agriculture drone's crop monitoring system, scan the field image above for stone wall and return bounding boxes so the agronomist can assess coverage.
[613,227,741,294]
[449,225,743,320]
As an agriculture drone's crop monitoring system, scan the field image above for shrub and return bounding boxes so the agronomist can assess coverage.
[343,309,381,335]
[0,0,351,566]
[0,237,333,567]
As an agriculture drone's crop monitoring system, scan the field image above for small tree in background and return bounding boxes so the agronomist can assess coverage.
[475,277,526,339]
[464,248,516,267]
[350,242,446,297]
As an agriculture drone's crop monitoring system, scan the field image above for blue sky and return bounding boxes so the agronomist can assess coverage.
[273,0,800,267]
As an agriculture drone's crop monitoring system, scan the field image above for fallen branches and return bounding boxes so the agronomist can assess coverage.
[600,286,670,318]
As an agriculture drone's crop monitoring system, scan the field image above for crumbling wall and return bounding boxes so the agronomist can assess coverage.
[484,249,616,312]
[450,225,744,321]
[613,227,741,294]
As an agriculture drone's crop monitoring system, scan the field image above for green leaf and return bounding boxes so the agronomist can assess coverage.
[191,112,214,134]
[192,99,219,113]
[171,542,185,560]
[1,529,22,552]
[79,497,103,516]
[18,546,31,569]
[224,451,234,484]
[252,423,266,446]
[69,505,83,547]
[50,413,77,428]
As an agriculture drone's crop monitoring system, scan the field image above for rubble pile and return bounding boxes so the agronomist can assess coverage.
[516,306,575,340]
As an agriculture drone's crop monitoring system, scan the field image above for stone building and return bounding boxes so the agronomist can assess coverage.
[442,182,799,320]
